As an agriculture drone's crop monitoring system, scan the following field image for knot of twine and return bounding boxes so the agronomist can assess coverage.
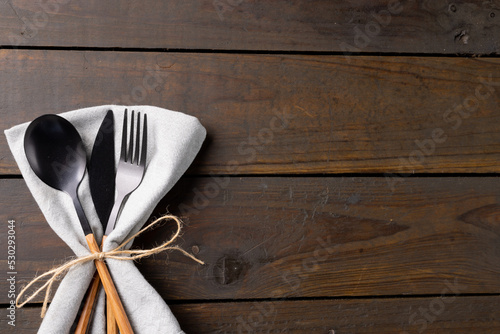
[16,215,204,318]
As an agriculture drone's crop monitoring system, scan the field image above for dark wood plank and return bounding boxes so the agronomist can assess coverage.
[1,177,499,304]
[1,50,500,175]
[174,296,500,333]
[2,296,499,333]
[0,1,498,54]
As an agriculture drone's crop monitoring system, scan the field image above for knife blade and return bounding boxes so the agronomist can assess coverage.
[88,109,115,230]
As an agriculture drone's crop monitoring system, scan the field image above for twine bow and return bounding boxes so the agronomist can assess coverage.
[16,215,204,317]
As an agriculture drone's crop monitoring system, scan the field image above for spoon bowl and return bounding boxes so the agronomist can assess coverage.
[24,114,91,235]
[24,114,86,194]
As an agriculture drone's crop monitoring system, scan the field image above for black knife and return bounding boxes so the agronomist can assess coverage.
[88,110,115,230]
[75,110,117,332]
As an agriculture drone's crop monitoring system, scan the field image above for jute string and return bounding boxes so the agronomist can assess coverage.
[16,215,204,318]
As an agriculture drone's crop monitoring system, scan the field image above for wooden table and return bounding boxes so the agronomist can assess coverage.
[1,1,499,333]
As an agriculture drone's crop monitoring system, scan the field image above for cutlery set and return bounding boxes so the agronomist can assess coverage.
[24,109,147,334]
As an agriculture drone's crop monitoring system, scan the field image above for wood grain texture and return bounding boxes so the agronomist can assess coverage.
[1,177,499,304]
[107,294,118,334]
[0,1,498,333]
[2,296,500,333]
[0,1,498,54]
[1,50,500,175]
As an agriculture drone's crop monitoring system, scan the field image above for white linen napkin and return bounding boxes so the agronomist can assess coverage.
[4,105,207,334]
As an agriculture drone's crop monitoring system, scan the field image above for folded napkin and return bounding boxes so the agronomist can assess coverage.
[4,105,206,334]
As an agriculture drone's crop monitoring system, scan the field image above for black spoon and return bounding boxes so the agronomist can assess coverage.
[24,114,92,234]
[23,114,133,334]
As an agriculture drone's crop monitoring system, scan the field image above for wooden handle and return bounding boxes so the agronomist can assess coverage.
[86,234,134,334]
[103,235,118,334]
[76,236,116,334]
[74,273,101,334]
[107,294,118,334]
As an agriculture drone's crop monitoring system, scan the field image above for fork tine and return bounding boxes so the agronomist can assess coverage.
[120,109,128,160]
[127,110,135,163]
[140,114,147,167]
[134,112,141,165]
